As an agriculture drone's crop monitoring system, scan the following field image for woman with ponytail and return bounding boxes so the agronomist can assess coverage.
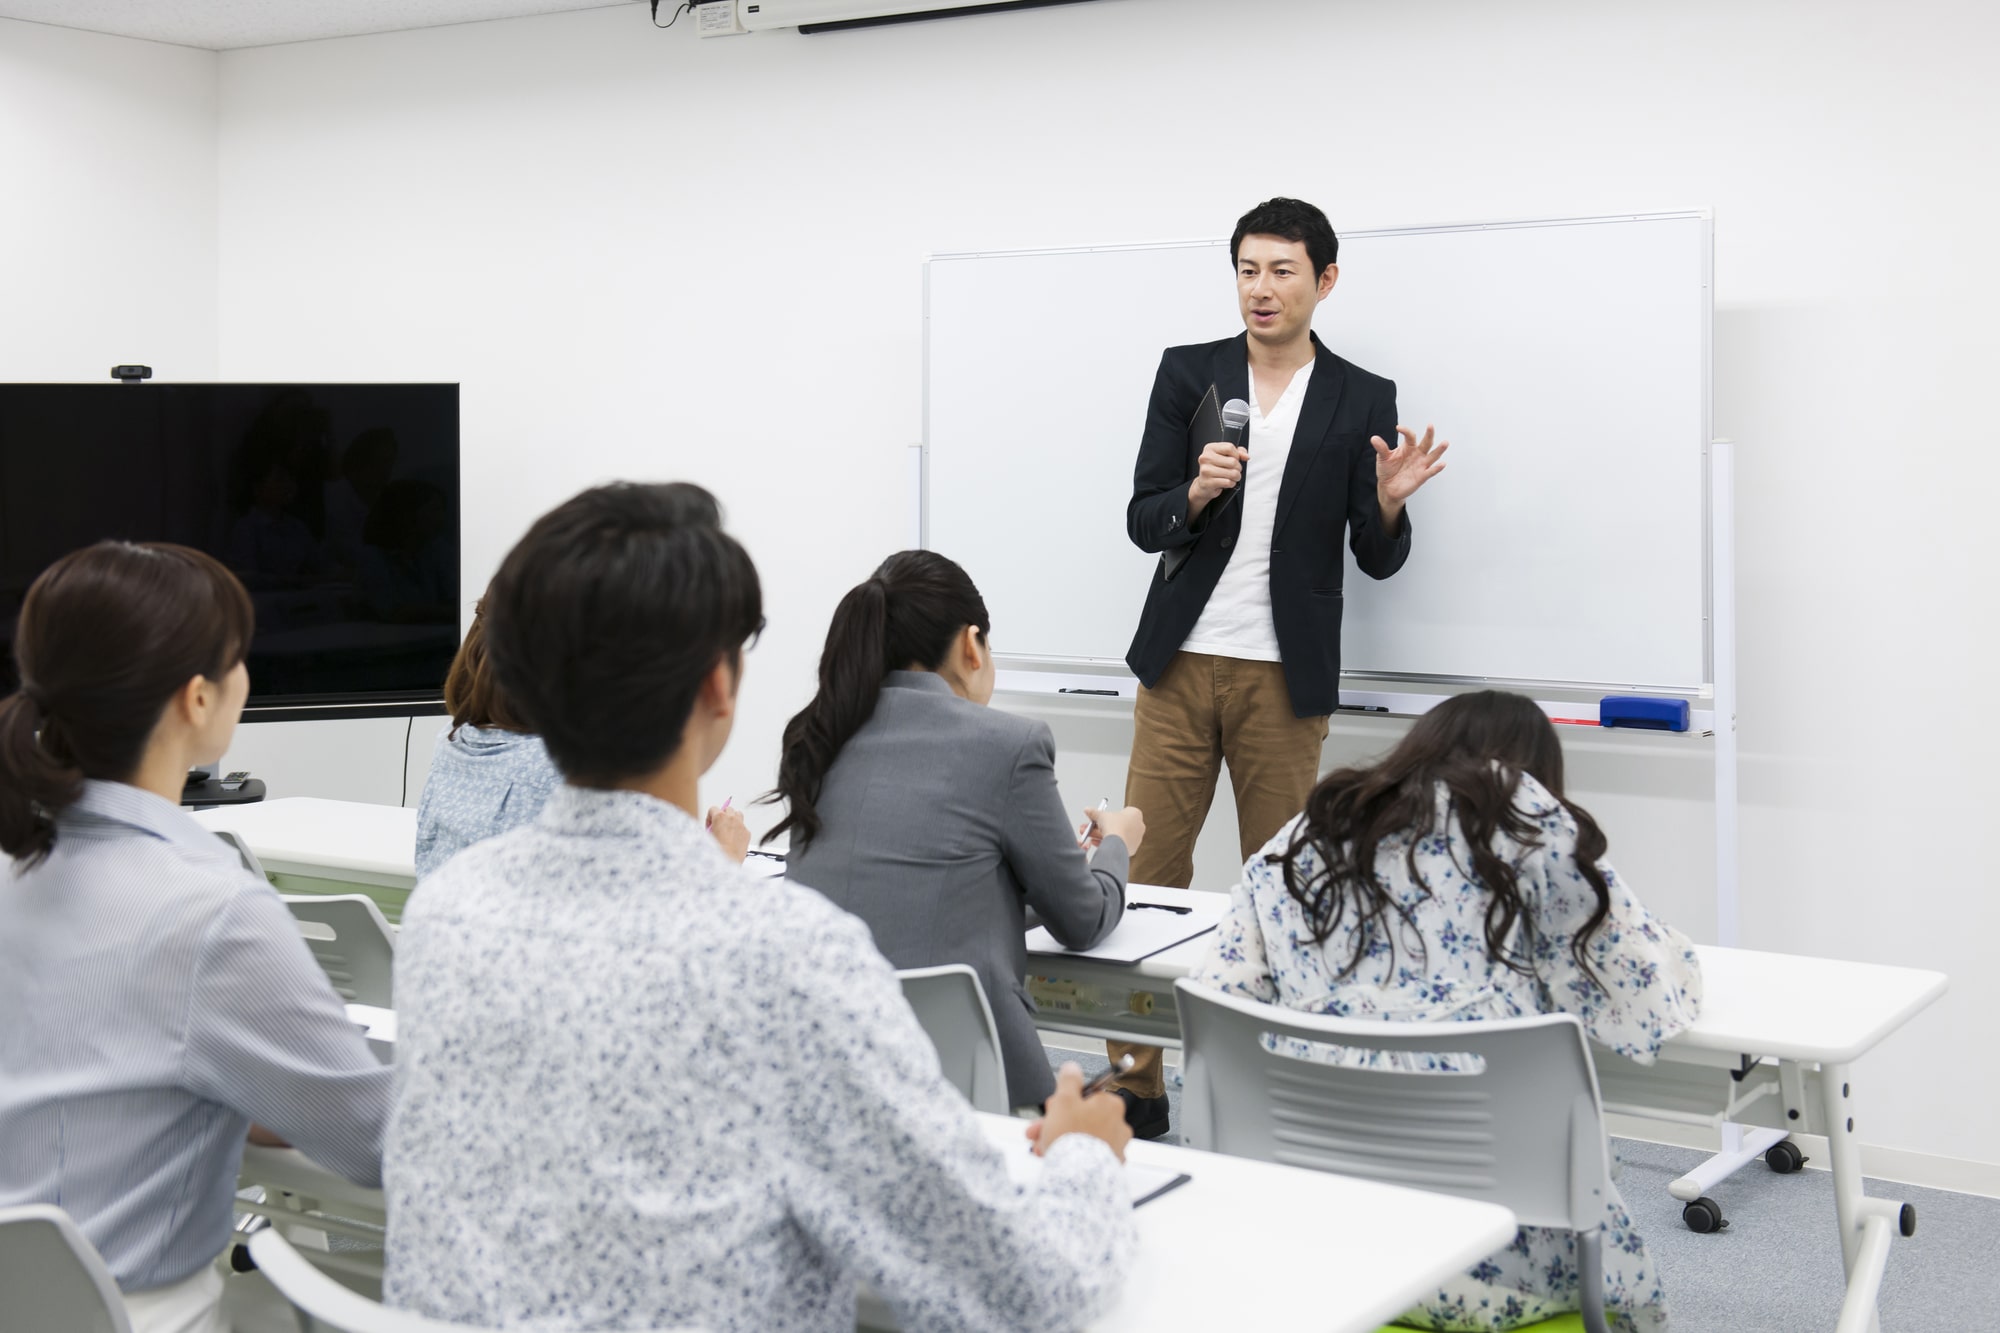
[0,542,390,1333]
[774,550,1146,1113]
[1188,690,1702,1333]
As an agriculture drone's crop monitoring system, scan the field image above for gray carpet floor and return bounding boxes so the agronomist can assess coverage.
[1045,1044,2000,1332]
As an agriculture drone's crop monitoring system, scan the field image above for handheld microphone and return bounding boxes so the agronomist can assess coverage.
[1221,398,1252,448]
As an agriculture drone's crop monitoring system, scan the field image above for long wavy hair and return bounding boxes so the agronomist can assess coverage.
[1274,690,1613,984]
[764,550,989,850]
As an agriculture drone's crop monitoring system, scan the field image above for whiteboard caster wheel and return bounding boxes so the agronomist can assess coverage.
[1765,1140,1807,1174]
[1682,1197,1728,1233]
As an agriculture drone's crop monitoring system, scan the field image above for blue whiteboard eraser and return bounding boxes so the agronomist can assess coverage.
[1598,696,1690,732]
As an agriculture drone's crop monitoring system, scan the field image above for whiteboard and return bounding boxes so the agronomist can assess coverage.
[924,213,1712,694]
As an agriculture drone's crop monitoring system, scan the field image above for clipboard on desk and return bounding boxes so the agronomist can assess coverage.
[1025,885,1226,964]
[1160,384,1225,582]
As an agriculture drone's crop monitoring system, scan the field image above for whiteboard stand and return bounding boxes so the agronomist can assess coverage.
[1710,436,1740,948]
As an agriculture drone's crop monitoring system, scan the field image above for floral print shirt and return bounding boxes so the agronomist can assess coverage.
[1190,772,1702,1332]
[385,786,1136,1333]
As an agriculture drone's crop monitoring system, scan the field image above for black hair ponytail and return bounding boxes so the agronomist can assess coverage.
[0,690,82,868]
[765,550,989,850]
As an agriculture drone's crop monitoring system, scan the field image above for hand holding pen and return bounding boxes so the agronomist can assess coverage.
[1025,1055,1136,1162]
[705,796,750,864]
[1078,799,1148,857]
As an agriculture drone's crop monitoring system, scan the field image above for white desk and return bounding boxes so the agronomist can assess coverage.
[998,1113,1512,1333]
[194,797,418,919]
[1027,900,1947,1333]
[239,1113,1513,1333]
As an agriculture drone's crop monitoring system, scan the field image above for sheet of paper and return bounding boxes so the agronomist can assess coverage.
[1025,884,1227,964]
[1003,1141,1191,1209]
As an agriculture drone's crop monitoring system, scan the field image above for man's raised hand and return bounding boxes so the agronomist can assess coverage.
[1373,425,1449,508]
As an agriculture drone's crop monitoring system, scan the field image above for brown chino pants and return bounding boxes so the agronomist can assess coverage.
[1109,652,1329,1099]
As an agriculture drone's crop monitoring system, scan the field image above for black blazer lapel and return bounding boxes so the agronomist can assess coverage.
[1273,335,1347,535]
[1202,334,1249,469]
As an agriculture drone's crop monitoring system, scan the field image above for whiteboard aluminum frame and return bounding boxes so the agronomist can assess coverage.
[924,210,1719,700]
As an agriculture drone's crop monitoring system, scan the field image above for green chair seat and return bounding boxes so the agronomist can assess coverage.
[1378,1316,1587,1333]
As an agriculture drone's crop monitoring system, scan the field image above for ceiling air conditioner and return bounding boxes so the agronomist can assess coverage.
[734,0,1093,33]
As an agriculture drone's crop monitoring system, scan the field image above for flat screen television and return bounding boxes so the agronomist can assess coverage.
[0,383,460,721]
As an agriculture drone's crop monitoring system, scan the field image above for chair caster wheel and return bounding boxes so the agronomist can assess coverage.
[1682,1197,1728,1233]
[1765,1140,1808,1174]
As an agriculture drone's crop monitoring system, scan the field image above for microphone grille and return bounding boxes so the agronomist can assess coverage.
[1221,398,1252,429]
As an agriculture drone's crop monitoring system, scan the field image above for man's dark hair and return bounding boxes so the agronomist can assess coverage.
[482,482,762,786]
[1230,197,1339,278]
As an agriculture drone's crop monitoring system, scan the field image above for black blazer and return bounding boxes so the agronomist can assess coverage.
[1124,331,1412,718]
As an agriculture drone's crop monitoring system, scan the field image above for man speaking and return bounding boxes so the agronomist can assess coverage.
[1111,198,1448,1138]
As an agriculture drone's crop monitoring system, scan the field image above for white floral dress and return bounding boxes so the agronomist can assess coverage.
[1189,773,1703,1332]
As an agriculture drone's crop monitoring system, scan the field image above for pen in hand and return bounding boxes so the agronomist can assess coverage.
[1078,797,1111,848]
[1081,1053,1136,1098]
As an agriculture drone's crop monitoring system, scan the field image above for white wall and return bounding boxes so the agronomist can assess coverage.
[0,20,426,806]
[206,0,2000,1165]
[0,19,217,378]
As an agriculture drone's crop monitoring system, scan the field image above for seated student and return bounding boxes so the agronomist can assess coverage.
[773,550,1144,1113]
[0,542,391,1333]
[415,602,561,877]
[1189,690,1701,1333]
[417,600,750,877]
[385,484,1137,1333]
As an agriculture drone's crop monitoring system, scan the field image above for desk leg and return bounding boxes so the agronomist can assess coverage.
[1818,1061,1880,1333]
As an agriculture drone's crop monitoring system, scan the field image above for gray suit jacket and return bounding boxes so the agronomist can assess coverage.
[785,672,1127,1109]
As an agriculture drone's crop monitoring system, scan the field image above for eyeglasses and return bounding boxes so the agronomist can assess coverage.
[744,617,767,652]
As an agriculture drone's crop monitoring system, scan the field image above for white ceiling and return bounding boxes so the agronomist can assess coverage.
[0,0,647,51]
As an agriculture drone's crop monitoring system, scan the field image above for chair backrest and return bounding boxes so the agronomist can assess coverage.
[284,895,397,1007]
[251,1227,490,1332]
[897,965,1011,1114]
[212,828,270,880]
[1175,979,1613,1232]
[0,1204,132,1333]
[249,1228,704,1333]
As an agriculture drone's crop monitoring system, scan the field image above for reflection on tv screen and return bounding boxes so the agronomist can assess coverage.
[0,384,460,715]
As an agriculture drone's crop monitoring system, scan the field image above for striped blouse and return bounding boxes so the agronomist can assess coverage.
[0,781,392,1291]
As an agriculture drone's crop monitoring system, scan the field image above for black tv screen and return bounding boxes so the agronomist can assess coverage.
[0,383,460,720]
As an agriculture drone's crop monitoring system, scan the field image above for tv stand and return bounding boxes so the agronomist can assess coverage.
[181,777,266,809]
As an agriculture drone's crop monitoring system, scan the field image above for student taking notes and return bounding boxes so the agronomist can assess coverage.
[1189,691,1702,1332]
[384,487,1137,1333]
[0,542,390,1333]
[773,550,1145,1111]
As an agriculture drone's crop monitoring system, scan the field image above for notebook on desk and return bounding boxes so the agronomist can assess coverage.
[1006,1143,1191,1209]
[1024,885,1226,964]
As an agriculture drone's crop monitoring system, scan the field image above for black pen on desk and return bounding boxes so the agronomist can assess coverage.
[1128,902,1192,915]
[1059,687,1119,696]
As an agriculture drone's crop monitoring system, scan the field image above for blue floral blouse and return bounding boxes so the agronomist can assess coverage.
[1189,772,1703,1332]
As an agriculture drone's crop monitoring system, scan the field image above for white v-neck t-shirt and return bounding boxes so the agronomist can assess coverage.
[1181,359,1313,662]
